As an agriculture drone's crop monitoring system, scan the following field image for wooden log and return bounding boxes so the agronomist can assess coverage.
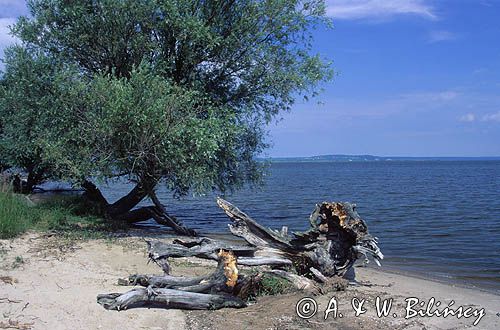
[216,197,383,278]
[146,198,382,278]
[97,288,246,310]
[125,250,238,294]
[147,238,292,267]
[99,250,245,310]
[217,198,294,251]
[125,273,207,289]
[98,198,383,311]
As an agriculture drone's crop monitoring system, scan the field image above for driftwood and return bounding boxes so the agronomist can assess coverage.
[98,250,246,310]
[98,198,383,311]
[97,288,245,310]
[150,198,383,277]
[147,237,292,269]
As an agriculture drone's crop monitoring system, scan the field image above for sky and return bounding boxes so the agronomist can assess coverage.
[1,0,499,157]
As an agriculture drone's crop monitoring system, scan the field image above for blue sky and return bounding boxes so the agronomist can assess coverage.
[1,1,499,157]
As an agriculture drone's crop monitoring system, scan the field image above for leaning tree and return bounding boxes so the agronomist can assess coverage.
[6,0,334,233]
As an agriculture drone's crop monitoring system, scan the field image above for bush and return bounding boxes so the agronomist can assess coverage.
[257,274,293,296]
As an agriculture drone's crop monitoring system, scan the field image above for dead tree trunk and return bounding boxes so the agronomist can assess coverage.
[97,250,246,310]
[148,198,383,278]
[97,288,246,311]
[220,197,383,276]
[98,198,383,311]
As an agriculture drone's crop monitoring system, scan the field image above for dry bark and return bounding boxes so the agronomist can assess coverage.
[98,198,383,311]
[215,197,383,277]
[98,250,245,310]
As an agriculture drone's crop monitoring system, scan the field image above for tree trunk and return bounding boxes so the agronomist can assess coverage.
[81,179,197,236]
[106,180,153,218]
[25,169,44,194]
[98,250,246,310]
[147,198,383,278]
[217,198,383,277]
[97,288,246,311]
[82,180,109,207]
[117,205,197,236]
[97,198,383,311]
[147,238,290,267]
[10,169,45,194]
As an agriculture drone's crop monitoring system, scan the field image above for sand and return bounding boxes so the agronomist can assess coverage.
[1,232,498,330]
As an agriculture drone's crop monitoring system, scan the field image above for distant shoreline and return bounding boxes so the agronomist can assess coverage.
[260,154,500,162]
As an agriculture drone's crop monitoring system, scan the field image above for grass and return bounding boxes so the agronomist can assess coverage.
[240,271,294,301]
[0,190,110,239]
[0,191,36,238]
[12,255,24,268]
[257,274,293,296]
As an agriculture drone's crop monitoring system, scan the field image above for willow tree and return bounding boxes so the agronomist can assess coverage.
[0,47,81,192]
[8,0,333,234]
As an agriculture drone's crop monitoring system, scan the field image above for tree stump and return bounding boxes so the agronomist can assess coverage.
[97,198,383,310]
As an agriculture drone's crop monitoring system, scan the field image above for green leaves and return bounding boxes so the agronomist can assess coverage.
[0,47,81,183]
[15,0,333,117]
[2,0,334,196]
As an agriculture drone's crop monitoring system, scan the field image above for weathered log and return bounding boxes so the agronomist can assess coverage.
[126,250,238,294]
[97,288,246,311]
[147,237,292,268]
[146,198,382,279]
[216,197,383,277]
[99,250,245,310]
[98,198,383,311]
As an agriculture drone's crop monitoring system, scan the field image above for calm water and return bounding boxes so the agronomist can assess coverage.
[100,161,500,293]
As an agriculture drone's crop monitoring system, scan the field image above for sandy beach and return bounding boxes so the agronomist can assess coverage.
[1,232,498,330]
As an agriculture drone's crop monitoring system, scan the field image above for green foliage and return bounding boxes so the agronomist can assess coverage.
[0,47,48,181]
[0,191,35,238]
[12,255,25,268]
[15,0,333,111]
[2,0,334,198]
[0,191,108,239]
[0,47,82,187]
[240,271,293,300]
[257,274,293,297]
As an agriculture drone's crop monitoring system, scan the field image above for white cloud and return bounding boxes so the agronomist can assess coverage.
[397,90,460,104]
[473,68,488,75]
[459,113,476,122]
[459,111,500,123]
[433,91,459,101]
[279,89,463,125]
[326,0,436,20]
[428,30,458,43]
[482,111,500,122]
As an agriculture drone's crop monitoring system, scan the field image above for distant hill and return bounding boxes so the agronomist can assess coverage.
[261,154,500,162]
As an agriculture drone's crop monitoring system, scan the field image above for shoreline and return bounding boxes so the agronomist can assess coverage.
[1,231,498,329]
[372,264,500,297]
[201,229,500,296]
